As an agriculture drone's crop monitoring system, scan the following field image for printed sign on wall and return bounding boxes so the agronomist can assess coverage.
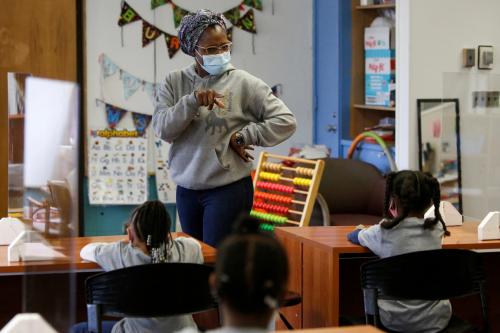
[154,139,176,203]
[88,129,148,205]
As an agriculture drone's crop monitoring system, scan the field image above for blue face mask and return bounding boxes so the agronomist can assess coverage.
[197,51,231,76]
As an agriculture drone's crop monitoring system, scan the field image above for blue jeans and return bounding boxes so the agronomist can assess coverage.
[176,176,254,247]
[70,321,117,333]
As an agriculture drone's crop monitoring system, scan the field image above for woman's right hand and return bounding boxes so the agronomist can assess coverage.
[194,89,225,110]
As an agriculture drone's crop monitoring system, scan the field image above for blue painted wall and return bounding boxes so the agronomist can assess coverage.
[314,0,352,157]
[83,176,176,236]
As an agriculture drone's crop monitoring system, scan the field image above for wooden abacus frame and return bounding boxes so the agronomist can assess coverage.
[252,152,325,227]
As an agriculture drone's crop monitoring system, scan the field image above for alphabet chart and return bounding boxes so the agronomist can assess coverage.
[88,129,148,205]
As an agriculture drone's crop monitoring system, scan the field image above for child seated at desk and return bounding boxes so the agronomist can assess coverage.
[179,216,289,333]
[347,170,451,333]
[71,200,203,333]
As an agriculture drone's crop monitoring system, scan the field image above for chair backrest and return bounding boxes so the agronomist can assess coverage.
[361,249,487,329]
[319,158,386,215]
[47,180,72,224]
[86,263,217,319]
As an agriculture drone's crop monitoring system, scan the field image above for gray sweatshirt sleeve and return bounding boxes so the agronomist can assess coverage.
[152,74,200,142]
[240,79,297,147]
[358,224,383,257]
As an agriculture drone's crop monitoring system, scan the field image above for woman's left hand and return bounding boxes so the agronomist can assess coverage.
[230,132,254,162]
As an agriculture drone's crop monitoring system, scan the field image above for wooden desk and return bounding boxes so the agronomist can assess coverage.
[0,233,216,331]
[275,222,500,329]
[275,326,384,333]
[0,232,216,275]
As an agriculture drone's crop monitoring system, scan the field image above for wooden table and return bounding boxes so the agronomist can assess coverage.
[0,233,216,275]
[275,222,500,329]
[0,233,216,331]
[275,326,384,333]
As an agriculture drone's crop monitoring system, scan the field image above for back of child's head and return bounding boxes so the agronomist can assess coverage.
[381,170,450,236]
[215,216,289,314]
[129,200,172,263]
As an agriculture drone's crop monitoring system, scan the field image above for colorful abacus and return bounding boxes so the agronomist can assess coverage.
[259,171,312,188]
[250,210,288,224]
[254,191,293,204]
[251,152,324,228]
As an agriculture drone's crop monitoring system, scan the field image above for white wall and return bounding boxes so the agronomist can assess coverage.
[398,0,500,218]
[86,0,313,169]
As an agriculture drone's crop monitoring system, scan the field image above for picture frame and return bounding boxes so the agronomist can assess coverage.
[478,45,494,70]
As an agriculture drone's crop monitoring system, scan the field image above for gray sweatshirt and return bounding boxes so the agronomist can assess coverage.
[358,218,452,333]
[153,64,297,190]
[80,237,203,333]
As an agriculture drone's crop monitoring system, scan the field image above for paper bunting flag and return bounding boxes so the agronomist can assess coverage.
[144,82,158,105]
[132,112,152,135]
[121,72,142,100]
[164,34,180,59]
[223,7,241,25]
[105,103,127,129]
[117,2,182,58]
[236,9,257,34]
[151,0,171,9]
[243,0,263,11]
[99,54,158,106]
[100,54,118,79]
[173,5,191,28]
[118,2,141,26]
[142,20,162,47]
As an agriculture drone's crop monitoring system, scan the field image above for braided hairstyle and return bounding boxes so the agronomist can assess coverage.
[381,170,450,236]
[215,216,289,314]
[129,200,173,263]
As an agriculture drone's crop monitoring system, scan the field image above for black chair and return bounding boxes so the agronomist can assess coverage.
[361,249,488,333]
[86,263,217,333]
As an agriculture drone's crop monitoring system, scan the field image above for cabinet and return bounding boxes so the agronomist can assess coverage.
[350,1,396,138]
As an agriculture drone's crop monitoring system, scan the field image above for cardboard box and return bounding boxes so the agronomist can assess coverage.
[365,49,395,106]
[364,27,395,50]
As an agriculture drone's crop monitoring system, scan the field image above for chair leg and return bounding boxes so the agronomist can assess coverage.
[279,312,294,330]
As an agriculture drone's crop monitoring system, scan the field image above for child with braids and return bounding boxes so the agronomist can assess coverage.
[347,170,451,333]
[73,200,203,333]
[178,215,289,333]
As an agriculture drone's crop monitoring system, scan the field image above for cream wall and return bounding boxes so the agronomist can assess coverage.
[397,0,500,218]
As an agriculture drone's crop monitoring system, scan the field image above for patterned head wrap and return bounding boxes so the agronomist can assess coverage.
[178,9,227,57]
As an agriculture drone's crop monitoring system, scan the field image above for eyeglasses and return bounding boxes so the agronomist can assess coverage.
[196,42,232,55]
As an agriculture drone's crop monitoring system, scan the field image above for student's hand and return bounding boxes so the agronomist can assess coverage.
[194,89,225,110]
[230,132,254,162]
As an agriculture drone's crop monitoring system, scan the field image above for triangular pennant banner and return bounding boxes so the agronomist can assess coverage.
[100,54,119,79]
[151,0,171,9]
[105,103,127,129]
[223,6,241,25]
[118,1,141,26]
[142,20,162,47]
[242,0,263,11]
[173,5,192,28]
[236,9,257,34]
[164,34,180,59]
[144,82,158,106]
[132,112,153,135]
[121,72,142,99]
